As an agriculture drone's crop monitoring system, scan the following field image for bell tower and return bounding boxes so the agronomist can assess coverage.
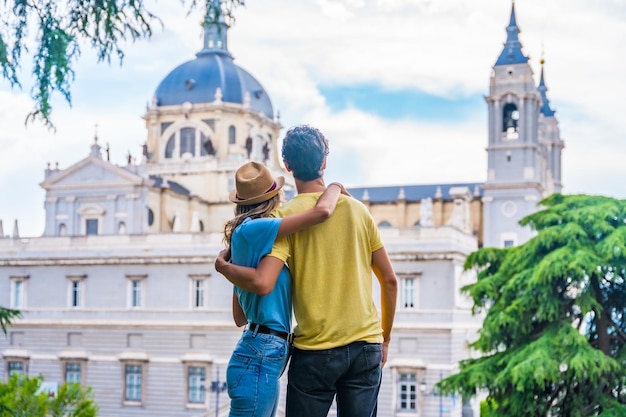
[482,2,562,248]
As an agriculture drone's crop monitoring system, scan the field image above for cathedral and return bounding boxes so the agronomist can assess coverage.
[0,3,562,416]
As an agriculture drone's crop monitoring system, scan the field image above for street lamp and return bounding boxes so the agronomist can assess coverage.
[420,370,444,417]
[210,365,227,417]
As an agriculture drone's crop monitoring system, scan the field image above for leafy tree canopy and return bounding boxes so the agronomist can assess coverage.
[439,194,626,416]
[0,374,97,417]
[0,307,20,335]
[0,0,243,127]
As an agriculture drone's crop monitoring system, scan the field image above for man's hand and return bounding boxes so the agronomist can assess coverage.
[382,340,389,367]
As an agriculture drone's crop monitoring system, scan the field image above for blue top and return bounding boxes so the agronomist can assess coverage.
[230,217,292,333]
[495,3,529,66]
[538,65,556,117]
[153,5,274,119]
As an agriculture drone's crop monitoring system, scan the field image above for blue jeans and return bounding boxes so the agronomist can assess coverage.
[227,330,290,417]
[286,341,382,417]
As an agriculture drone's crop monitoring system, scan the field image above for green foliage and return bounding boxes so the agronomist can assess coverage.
[439,194,626,416]
[0,307,21,335]
[0,0,244,127]
[0,375,97,417]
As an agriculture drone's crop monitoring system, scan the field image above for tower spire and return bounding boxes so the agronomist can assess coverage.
[538,59,556,117]
[495,2,529,66]
[199,0,230,56]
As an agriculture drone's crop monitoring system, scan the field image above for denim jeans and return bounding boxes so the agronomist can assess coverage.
[286,341,382,417]
[227,330,290,417]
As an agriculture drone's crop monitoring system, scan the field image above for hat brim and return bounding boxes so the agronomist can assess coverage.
[228,176,285,205]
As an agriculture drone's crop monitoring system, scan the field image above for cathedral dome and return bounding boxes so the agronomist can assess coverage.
[153,16,274,119]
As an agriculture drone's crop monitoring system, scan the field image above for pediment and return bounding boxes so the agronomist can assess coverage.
[40,156,146,191]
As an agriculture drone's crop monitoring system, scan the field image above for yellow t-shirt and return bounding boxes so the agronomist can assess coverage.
[270,193,384,350]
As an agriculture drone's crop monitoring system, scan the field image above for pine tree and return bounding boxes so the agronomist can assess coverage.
[0,307,20,335]
[0,0,244,126]
[439,194,626,416]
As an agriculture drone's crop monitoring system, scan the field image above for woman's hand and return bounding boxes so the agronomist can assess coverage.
[215,248,231,274]
[328,182,352,197]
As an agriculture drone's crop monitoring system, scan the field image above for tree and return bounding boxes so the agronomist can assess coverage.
[439,194,626,416]
[0,374,98,417]
[0,307,20,335]
[0,0,244,127]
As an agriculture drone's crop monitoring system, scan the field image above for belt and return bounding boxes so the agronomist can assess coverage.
[246,323,290,342]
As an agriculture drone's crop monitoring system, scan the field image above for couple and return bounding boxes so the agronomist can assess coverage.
[215,125,398,417]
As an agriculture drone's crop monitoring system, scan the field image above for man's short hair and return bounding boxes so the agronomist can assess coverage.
[281,125,329,181]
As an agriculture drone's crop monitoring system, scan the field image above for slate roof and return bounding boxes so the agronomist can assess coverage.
[346,182,484,203]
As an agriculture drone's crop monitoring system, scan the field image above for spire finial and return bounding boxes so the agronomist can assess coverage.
[199,0,231,56]
[90,124,103,158]
[537,52,556,117]
[495,1,529,66]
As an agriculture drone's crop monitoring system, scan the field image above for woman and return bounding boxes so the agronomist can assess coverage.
[220,161,346,417]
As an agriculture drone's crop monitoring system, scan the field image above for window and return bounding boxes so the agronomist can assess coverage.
[13,280,24,308]
[147,208,154,227]
[10,276,28,309]
[190,276,209,309]
[402,277,416,309]
[118,222,126,234]
[58,223,66,236]
[131,281,142,308]
[180,127,196,157]
[7,360,27,378]
[124,364,143,402]
[79,205,104,235]
[67,275,86,308]
[398,372,417,412]
[165,134,175,158]
[502,103,519,139]
[188,366,206,404]
[65,362,82,384]
[501,233,517,249]
[71,281,81,307]
[127,275,146,308]
[378,221,392,228]
[85,219,98,235]
[161,122,173,135]
[228,125,236,144]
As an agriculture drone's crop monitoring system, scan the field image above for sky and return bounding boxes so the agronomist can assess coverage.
[1,0,625,237]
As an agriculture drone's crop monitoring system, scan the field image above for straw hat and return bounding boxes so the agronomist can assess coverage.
[229,161,285,205]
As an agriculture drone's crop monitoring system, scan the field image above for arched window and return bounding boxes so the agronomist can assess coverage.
[229,125,236,144]
[378,221,392,228]
[118,222,127,234]
[58,223,66,236]
[165,135,175,159]
[180,127,196,156]
[147,208,154,226]
[502,103,519,139]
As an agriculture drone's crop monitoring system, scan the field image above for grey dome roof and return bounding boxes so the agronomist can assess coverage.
[154,19,274,119]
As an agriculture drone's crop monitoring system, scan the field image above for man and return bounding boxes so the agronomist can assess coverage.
[216,125,397,417]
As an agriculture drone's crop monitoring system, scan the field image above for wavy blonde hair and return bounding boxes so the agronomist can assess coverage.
[223,192,283,248]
